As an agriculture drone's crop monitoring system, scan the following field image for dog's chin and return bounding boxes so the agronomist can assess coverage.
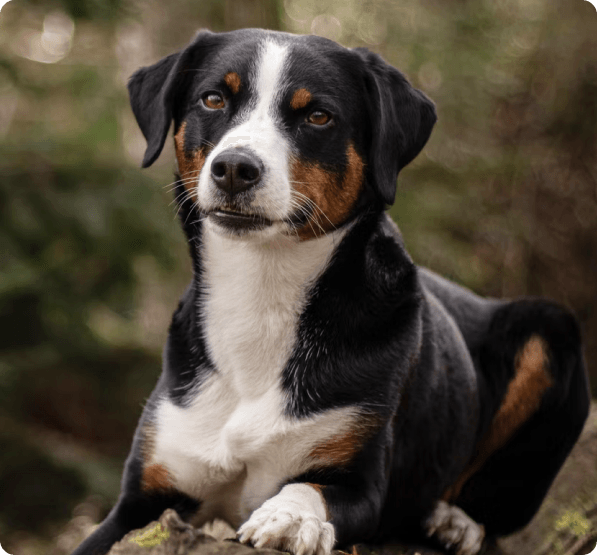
[209,209,273,231]
[206,210,283,241]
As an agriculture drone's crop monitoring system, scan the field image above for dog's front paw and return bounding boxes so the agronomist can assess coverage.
[238,484,335,555]
[425,500,485,555]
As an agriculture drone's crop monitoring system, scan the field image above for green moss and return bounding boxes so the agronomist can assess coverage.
[555,510,592,537]
[129,523,170,548]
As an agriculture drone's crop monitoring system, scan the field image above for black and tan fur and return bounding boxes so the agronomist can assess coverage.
[71,29,590,555]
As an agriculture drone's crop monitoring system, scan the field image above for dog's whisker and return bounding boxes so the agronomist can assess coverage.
[162,178,200,195]
[168,190,190,207]
[178,168,205,178]
[169,188,194,208]
[164,185,193,198]
[183,200,206,226]
[291,191,337,233]
[163,170,203,184]
[186,215,208,227]
[174,195,190,219]
[287,196,324,237]
[199,138,217,148]
[163,180,185,191]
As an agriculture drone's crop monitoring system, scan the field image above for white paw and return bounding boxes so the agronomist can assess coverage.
[238,484,335,555]
[424,500,485,555]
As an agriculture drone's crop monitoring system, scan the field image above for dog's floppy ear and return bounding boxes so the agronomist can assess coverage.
[356,48,437,205]
[128,31,214,168]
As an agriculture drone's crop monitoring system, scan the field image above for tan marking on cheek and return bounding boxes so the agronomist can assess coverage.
[174,120,186,153]
[442,335,553,502]
[142,463,174,493]
[341,143,365,210]
[291,143,364,240]
[291,160,334,239]
[174,121,206,201]
[224,72,241,94]
[290,88,312,110]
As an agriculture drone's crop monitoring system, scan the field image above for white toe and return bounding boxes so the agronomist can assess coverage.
[424,500,485,555]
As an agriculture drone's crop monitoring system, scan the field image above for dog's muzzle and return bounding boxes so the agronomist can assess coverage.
[207,147,274,232]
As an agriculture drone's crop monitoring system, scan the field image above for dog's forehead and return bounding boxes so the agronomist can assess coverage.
[284,38,363,100]
[189,30,360,103]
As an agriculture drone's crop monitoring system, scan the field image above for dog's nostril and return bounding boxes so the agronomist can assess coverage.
[212,161,227,179]
[237,162,260,183]
[210,148,263,197]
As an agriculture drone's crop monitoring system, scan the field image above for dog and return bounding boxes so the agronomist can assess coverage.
[71,28,590,555]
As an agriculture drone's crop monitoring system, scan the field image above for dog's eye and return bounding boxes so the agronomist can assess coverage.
[203,93,226,110]
[307,110,331,126]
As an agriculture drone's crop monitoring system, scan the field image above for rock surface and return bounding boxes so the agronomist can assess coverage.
[106,509,277,555]
[106,510,446,555]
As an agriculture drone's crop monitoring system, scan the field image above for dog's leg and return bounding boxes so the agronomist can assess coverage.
[70,506,130,555]
[238,483,334,555]
[424,500,485,555]
[70,479,200,555]
[238,423,394,555]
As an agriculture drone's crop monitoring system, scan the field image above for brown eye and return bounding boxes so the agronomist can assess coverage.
[307,110,331,126]
[203,93,225,110]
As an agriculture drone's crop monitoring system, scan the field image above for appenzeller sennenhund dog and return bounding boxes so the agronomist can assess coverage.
[72,28,590,555]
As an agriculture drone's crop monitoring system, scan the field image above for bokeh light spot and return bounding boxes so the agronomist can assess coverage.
[310,14,342,42]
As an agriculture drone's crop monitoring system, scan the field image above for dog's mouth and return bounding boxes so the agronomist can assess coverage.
[208,209,274,231]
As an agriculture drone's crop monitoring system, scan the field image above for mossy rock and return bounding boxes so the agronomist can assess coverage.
[107,510,446,555]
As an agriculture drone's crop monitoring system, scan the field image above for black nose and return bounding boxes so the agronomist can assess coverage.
[210,149,264,197]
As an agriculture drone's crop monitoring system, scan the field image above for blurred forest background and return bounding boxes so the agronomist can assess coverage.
[0,0,595,553]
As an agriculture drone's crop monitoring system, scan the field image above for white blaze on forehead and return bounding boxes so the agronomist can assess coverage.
[218,38,289,149]
[254,38,289,119]
[197,38,293,221]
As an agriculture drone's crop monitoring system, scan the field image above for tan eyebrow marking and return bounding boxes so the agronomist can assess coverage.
[224,72,241,94]
[290,88,312,110]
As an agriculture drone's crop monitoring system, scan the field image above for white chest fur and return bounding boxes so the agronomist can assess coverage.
[150,227,355,527]
[201,226,343,395]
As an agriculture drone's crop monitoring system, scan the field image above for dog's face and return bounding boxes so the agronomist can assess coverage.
[128,29,436,241]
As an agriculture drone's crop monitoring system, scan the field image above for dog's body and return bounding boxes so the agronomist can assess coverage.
[72,29,590,555]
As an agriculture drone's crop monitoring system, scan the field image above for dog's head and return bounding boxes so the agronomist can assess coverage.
[128,29,436,240]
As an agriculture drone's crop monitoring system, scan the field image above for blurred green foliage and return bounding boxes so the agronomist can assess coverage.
[0,0,596,553]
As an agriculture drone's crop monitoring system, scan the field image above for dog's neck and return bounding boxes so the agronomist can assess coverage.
[198,224,349,399]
